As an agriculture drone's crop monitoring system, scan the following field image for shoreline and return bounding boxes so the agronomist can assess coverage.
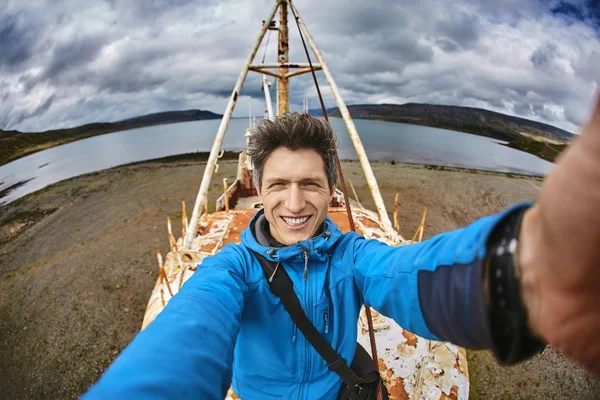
[0,151,545,206]
[1,114,563,168]
[0,113,223,166]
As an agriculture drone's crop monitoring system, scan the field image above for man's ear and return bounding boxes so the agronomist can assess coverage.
[329,184,337,200]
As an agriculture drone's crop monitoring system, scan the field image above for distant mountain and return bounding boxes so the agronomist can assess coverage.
[117,109,221,127]
[307,107,336,117]
[0,110,222,166]
[329,103,573,143]
[0,128,23,137]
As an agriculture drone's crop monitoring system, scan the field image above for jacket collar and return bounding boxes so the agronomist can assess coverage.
[241,209,343,262]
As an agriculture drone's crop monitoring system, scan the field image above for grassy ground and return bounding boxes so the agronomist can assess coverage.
[0,158,598,399]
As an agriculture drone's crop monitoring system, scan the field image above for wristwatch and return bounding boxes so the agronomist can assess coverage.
[485,206,546,365]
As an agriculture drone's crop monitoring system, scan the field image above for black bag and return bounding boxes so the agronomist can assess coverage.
[253,251,389,400]
[336,343,386,400]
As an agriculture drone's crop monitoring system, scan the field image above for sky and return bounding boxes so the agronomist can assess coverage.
[1,0,599,134]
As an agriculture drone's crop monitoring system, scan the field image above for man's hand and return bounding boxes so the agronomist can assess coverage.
[518,94,600,374]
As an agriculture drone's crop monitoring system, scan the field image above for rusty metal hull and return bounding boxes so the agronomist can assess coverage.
[144,205,469,399]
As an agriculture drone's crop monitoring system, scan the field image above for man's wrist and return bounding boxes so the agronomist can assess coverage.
[485,205,546,364]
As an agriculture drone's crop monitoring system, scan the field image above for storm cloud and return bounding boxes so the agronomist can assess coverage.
[1,0,598,133]
[0,12,42,71]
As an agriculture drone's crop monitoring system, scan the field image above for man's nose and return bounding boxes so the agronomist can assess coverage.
[285,184,306,214]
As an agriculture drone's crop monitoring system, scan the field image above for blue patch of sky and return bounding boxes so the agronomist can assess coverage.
[543,0,600,32]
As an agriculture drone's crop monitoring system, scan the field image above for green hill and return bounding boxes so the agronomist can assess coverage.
[330,103,573,161]
[0,110,222,166]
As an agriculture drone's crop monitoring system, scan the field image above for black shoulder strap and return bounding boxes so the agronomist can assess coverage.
[252,250,362,388]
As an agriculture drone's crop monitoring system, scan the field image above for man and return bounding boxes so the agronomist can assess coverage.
[85,101,600,399]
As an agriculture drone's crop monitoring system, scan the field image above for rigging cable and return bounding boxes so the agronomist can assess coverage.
[262,29,272,64]
[288,0,381,381]
[288,3,355,232]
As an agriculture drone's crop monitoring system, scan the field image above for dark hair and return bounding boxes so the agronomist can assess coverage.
[247,112,338,190]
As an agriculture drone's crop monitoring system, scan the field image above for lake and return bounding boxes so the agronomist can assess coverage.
[0,118,553,205]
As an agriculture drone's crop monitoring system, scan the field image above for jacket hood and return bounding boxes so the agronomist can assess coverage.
[241,209,343,262]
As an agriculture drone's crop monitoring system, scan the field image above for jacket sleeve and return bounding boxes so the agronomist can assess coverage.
[352,203,531,349]
[83,244,248,400]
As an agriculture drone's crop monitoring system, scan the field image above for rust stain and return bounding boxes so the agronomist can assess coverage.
[223,211,254,245]
[226,388,240,399]
[329,210,360,234]
[358,216,381,230]
[199,220,214,236]
[378,357,387,371]
[440,385,459,400]
[387,377,408,400]
[401,329,418,347]
[454,356,462,373]
[226,231,242,245]
[199,242,217,253]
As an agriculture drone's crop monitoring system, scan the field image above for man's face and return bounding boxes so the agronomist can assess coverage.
[259,146,334,246]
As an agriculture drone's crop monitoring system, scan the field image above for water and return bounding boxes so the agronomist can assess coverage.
[0,118,553,205]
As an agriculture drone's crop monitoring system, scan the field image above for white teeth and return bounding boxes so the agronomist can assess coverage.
[282,216,310,227]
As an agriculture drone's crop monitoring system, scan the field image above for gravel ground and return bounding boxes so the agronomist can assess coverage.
[0,156,598,399]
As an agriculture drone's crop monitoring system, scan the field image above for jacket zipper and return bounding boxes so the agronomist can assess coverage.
[324,310,329,334]
[302,248,311,382]
[302,250,309,280]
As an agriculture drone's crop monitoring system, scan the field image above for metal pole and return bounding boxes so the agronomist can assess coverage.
[263,75,275,120]
[277,1,289,115]
[184,0,282,249]
[290,2,394,234]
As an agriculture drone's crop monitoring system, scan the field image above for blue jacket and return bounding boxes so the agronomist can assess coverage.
[84,204,527,399]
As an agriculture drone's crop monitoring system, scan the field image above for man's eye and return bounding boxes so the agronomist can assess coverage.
[301,182,319,187]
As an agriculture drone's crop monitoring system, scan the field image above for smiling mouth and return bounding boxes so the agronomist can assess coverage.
[281,215,311,228]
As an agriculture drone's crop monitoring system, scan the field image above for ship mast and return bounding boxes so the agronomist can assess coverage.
[184,0,397,249]
[277,1,289,115]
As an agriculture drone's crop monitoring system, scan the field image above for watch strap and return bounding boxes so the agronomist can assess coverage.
[486,206,546,364]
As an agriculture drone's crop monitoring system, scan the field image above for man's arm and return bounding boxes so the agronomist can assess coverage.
[84,244,248,399]
[352,204,530,350]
